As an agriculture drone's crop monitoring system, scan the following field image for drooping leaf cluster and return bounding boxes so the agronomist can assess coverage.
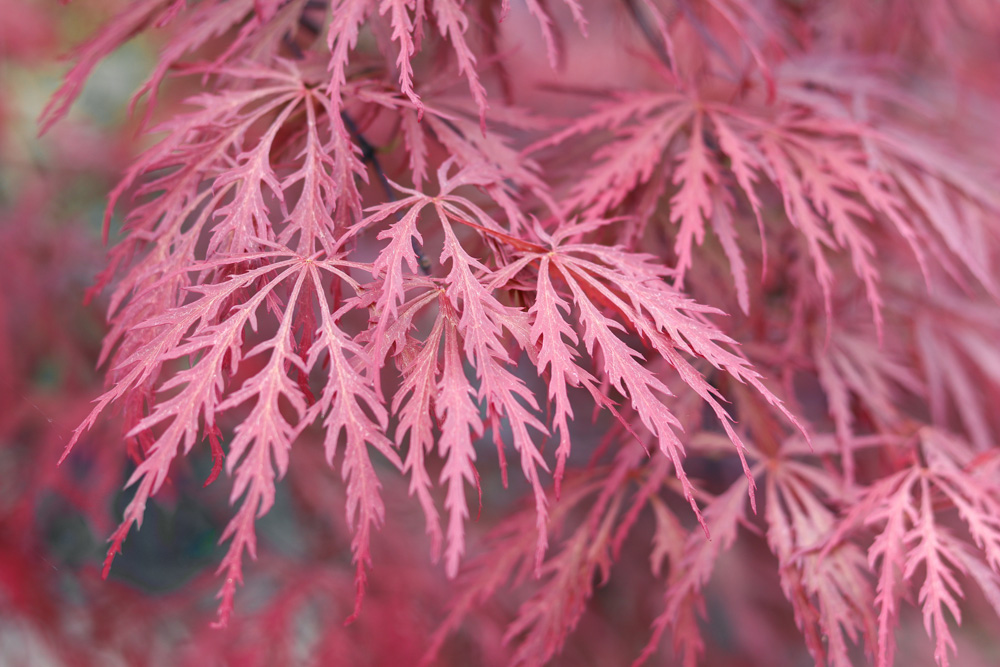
[43,0,1000,664]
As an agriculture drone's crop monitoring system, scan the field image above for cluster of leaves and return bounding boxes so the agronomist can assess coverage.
[35,0,1000,664]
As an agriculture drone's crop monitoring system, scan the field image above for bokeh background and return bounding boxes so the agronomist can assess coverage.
[3,2,1000,666]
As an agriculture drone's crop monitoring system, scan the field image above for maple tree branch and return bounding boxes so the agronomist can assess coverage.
[342,110,431,273]
[623,0,673,70]
[675,0,740,77]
